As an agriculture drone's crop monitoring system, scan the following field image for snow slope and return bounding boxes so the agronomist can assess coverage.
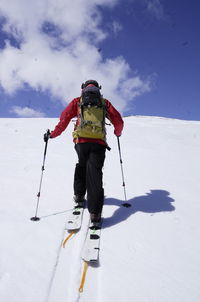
[0,115,200,302]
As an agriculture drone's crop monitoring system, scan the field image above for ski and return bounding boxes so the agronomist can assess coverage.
[66,206,84,231]
[81,222,102,263]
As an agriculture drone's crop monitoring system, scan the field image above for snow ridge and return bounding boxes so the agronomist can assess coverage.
[1,116,200,302]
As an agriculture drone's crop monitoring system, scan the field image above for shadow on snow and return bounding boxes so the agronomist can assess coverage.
[102,189,175,229]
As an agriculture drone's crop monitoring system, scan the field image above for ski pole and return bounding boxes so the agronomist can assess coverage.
[30,129,50,221]
[117,136,131,207]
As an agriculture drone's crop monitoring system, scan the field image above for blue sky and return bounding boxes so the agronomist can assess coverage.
[0,0,200,120]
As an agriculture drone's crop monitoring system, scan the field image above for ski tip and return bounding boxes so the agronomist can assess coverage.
[30,216,40,221]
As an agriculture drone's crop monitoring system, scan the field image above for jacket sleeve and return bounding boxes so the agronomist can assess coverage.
[105,100,124,136]
[50,98,79,138]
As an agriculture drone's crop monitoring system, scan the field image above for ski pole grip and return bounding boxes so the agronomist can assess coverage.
[46,129,50,140]
[43,129,50,157]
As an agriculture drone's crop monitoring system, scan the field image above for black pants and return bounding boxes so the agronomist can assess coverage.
[74,142,106,215]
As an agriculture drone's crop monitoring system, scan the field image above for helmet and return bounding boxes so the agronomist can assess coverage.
[81,80,101,89]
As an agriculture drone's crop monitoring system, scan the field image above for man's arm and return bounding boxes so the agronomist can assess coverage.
[50,98,79,138]
[105,100,124,137]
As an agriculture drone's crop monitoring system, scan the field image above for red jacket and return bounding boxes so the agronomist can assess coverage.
[50,97,124,145]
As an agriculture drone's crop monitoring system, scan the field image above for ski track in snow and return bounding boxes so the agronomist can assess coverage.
[45,225,66,302]
[47,211,90,302]
[45,208,103,302]
[0,271,10,293]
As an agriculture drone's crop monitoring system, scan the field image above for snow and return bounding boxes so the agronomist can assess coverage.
[1,115,200,302]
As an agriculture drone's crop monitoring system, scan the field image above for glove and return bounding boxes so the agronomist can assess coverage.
[114,129,121,137]
[43,130,51,142]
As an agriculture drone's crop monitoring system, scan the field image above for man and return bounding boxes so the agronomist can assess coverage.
[44,80,123,226]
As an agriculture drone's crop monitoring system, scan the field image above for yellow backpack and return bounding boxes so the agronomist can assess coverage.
[73,89,107,141]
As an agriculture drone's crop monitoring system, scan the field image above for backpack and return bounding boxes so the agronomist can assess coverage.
[73,86,107,141]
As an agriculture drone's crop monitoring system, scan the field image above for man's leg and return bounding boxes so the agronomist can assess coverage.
[86,144,106,217]
[73,144,89,199]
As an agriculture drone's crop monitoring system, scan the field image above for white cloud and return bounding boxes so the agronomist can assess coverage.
[146,0,165,20]
[10,106,45,117]
[110,21,123,36]
[131,0,165,21]
[0,0,151,113]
